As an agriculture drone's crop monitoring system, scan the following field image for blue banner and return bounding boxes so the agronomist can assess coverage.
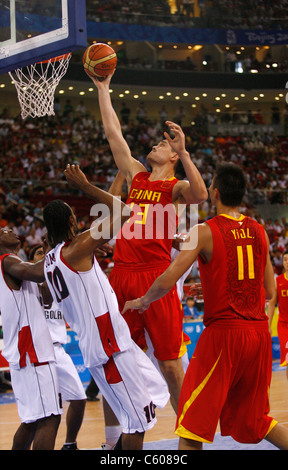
[88,21,288,46]
[1,10,287,47]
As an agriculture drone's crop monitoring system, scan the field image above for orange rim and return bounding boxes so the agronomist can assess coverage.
[38,53,72,64]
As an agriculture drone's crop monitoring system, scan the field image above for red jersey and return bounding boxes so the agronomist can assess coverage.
[276,273,288,322]
[198,214,268,326]
[113,172,179,266]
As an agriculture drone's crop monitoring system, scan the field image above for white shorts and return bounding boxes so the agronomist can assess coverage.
[54,343,86,402]
[10,358,63,424]
[88,341,170,434]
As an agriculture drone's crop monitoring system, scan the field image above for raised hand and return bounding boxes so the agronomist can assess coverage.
[85,70,115,90]
[64,164,89,190]
[164,121,186,157]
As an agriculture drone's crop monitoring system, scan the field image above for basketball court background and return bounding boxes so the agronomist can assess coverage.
[0,0,287,451]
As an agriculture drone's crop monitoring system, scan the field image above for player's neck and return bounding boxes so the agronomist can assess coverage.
[150,164,174,181]
[216,204,242,219]
[0,246,18,256]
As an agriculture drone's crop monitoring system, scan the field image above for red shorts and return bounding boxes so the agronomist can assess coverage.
[277,321,288,366]
[175,320,277,444]
[109,262,187,361]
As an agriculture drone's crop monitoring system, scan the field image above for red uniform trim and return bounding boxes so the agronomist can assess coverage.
[0,253,16,291]
[103,356,122,384]
[60,243,78,274]
[95,312,120,358]
[18,325,38,368]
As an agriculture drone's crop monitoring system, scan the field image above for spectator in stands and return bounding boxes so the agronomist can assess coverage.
[183,297,202,321]
[120,103,131,125]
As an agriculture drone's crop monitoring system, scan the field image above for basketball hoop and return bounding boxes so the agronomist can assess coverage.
[9,53,72,119]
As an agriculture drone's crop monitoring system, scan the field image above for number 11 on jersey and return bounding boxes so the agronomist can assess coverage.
[237,245,255,281]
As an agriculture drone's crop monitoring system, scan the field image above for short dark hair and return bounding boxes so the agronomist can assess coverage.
[29,244,43,261]
[43,200,73,248]
[213,163,246,207]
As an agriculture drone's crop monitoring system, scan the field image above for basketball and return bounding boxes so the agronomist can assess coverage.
[82,43,117,78]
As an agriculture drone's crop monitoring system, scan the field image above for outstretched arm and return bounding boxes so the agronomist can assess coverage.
[165,121,208,204]
[108,171,126,197]
[263,231,276,301]
[89,74,146,186]
[122,223,210,313]
[267,285,277,335]
[64,165,131,265]
[65,164,125,212]
[3,255,45,283]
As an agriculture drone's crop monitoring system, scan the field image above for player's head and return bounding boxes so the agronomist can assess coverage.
[146,139,179,171]
[0,228,20,253]
[283,251,288,272]
[210,163,246,208]
[29,244,44,263]
[43,200,78,248]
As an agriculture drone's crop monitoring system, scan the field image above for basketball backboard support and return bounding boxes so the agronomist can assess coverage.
[0,0,87,74]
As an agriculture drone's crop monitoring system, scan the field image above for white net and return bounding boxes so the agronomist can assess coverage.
[9,53,72,119]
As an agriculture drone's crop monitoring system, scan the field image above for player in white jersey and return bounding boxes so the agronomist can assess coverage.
[29,244,86,451]
[43,164,169,450]
[0,229,62,450]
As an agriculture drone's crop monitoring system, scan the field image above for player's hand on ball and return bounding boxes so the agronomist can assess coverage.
[86,70,115,88]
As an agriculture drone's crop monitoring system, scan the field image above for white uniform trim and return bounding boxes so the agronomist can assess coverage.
[44,242,170,433]
[44,243,131,368]
[0,254,55,369]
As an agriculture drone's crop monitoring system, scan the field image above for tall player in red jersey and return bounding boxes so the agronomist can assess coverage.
[268,251,288,375]
[123,163,288,450]
[89,72,207,413]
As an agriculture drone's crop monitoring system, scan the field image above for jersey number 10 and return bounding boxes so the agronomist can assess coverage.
[236,245,255,281]
[47,267,70,303]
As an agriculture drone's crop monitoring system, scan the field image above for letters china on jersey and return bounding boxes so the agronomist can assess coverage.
[113,172,179,266]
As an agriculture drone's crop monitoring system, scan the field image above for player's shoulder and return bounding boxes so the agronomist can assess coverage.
[277,273,285,283]
[1,253,22,264]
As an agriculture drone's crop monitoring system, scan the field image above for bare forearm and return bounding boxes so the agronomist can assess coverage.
[267,302,276,325]
[164,121,207,204]
[108,171,126,196]
[180,153,208,204]
[97,86,122,139]
[78,181,120,210]
[142,274,174,307]
[6,258,45,283]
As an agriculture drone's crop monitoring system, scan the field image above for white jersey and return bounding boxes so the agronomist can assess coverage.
[44,298,68,345]
[44,242,132,368]
[0,254,55,370]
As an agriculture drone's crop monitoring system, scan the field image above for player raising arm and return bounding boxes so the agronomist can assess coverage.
[89,73,207,205]
[43,165,170,450]
[85,73,208,416]
[123,163,288,451]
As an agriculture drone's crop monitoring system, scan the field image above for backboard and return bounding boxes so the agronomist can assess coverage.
[0,0,87,74]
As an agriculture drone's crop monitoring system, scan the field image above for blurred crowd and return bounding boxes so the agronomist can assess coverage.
[0,106,287,279]
[86,0,288,30]
[17,0,288,30]
[202,0,288,30]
